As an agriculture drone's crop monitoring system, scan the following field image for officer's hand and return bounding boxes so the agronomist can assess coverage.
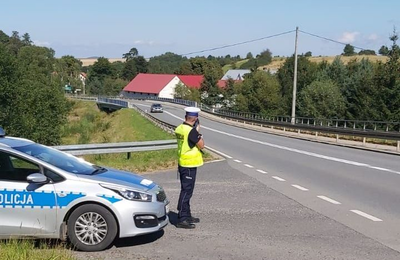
[196,123,200,132]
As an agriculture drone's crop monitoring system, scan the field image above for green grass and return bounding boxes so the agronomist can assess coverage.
[62,101,214,173]
[0,240,75,260]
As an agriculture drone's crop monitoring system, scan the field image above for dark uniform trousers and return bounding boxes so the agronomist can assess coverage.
[177,165,197,222]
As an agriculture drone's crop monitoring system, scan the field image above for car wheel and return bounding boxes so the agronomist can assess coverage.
[67,204,118,251]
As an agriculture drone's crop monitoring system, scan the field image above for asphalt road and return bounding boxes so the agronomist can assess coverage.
[76,161,400,260]
[134,101,400,253]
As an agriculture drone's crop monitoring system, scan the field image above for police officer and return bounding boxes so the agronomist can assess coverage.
[175,107,204,229]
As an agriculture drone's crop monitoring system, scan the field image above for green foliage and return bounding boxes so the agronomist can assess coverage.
[0,30,10,44]
[358,49,376,55]
[241,49,272,69]
[342,44,356,56]
[121,59,138,81]
[177,57,223,78]
[89,57,114,80]
[234,71,283,115]
[122,47,138,61]
[200,69,221,106]
[246,52,253,59]
[148,52,187,74]
[0,40,70,145]
[298,80,346,118]
[174,82,190,99]
[304,51,312,57]
[277,55,319,113]
[379,45,389,56]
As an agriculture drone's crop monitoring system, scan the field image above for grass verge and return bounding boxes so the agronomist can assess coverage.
[62,100,214,173]
[0,240,75,260]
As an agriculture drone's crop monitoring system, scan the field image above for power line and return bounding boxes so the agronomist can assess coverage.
[299,30,366,50]
[180,30,296,56]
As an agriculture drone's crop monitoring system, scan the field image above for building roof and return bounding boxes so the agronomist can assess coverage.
[178,75,204,89]
[221,69,251,80]
[123,73,177,94]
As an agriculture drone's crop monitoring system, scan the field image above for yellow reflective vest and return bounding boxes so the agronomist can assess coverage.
[175,124,203,168]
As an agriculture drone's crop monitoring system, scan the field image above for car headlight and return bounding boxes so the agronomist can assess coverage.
[118,189,152,202]
[100,184,152,202]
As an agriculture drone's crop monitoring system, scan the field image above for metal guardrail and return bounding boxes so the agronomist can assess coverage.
[54,140,177,158]
[129,103,177,134]
[71,95,400,142]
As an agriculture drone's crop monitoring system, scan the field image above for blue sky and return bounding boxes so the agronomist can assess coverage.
[1,0,399,58]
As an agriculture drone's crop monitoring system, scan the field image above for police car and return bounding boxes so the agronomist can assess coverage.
[0,128,169,251]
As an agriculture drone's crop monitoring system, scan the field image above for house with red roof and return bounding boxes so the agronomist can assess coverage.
[177,75,204,89]
[123,73,182,99]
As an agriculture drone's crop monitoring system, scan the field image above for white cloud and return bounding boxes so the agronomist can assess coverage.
[33,40,51,47]
[338,32,360,43]
[368,33,378,41]
[133,40,156,46]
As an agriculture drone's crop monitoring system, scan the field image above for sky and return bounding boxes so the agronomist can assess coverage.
[1,0,399,58]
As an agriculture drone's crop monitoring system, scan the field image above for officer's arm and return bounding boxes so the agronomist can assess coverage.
[196,136,205,149]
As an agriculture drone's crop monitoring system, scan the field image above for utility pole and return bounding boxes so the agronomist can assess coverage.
[291,26,299,124]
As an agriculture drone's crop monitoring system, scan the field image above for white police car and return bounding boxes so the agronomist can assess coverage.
[0,128,169,251]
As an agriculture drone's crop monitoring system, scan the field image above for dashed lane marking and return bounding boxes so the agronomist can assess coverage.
[317,195,341,205]
[272,176,286,181]
[292,184,309,191]
[205,146,232,159]
[244,164,254,168]
[350,210,383,222]
[233,159,242,163]
[257,169,267,174]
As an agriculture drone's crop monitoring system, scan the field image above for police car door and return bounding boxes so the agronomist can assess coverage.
[0,150,57,236]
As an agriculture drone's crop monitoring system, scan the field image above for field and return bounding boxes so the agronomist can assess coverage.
[79,58,125,66]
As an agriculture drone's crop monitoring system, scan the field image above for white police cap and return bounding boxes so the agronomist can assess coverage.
[185,107,201,116]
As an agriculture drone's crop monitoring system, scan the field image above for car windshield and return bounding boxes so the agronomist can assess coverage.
[14,143,99,175]
[152,104,161,107]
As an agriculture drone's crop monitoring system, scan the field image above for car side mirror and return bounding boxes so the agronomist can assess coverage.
[27,173,49,184]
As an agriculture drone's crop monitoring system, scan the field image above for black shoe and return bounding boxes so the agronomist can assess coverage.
[176,220,196,229]
[188,216,200,223]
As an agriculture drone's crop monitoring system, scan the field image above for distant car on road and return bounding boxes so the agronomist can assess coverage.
[150,103,163,113]
[0,128,169,251]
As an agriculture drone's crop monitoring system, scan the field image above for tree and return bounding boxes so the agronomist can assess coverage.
[89,57,114,80]
[0,44,70,145]
[148,52,187,74]
[358,49,376,55]
[246,52,253,59]
[378,45,389,56]
[241,49,272,69]
[277,55,319,113]
[304,51,312,57]
[342,44,356,56]
[122,47,138,61]
[200,69,221,106]
[121,59,137,81]
[373,29,400,121]
[21,33,32,45]
[0,30,9,44]
[174,82,191,99]
[298,80,346,119]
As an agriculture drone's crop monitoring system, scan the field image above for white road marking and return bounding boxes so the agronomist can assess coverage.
[257,169,267,174]
[233,159,242,163]
[205,146,232,158]
[272,176,286,181]
[292,184,309,191]
[135,103,151,108]
[163,109,400,176]
[317,196,341,205]
[244,164,254,168]
[350,210,383,222]
[205,158,225,164]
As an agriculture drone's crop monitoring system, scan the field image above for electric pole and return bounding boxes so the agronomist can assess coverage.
[291,26,299,124]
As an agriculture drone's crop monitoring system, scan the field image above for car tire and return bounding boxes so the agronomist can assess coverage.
[67,204,118,251]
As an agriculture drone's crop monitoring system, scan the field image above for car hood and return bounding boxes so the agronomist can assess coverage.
[77,168,156,191]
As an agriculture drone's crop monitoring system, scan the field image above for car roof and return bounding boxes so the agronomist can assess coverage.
[0,136,35,148]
